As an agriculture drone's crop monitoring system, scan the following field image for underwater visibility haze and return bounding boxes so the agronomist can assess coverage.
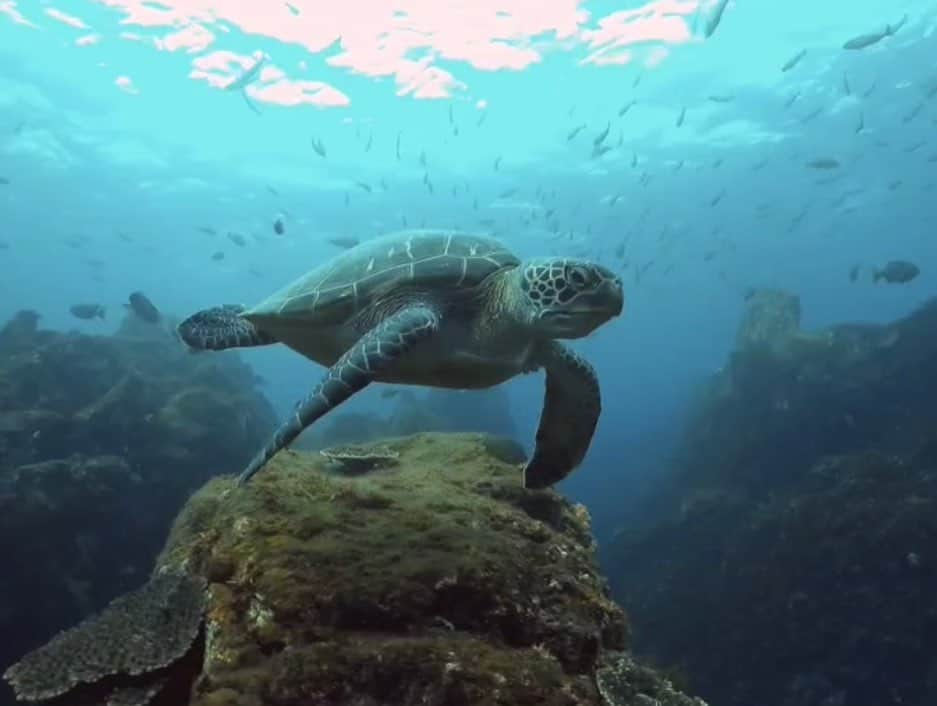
[1,0,936,705]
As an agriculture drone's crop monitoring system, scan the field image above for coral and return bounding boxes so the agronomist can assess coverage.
[3,570,205,702]
[319,443,400,475]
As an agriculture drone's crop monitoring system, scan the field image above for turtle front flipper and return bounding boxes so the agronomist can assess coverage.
[523,341,601,490]
[177,304,277,350]
[237,304,441,485]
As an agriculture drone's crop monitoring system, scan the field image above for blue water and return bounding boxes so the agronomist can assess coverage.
[1,0,933,541]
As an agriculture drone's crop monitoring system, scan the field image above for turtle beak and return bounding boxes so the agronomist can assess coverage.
[600,277,624,317]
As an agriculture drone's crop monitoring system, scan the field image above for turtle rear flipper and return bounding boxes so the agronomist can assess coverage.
[177,304,276,351]
[523,341,601,490]
[237,304,441,485]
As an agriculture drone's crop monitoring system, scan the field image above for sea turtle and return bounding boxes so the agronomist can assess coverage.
[178,230,624,489]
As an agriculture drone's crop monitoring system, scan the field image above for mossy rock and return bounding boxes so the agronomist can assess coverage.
[149,433,697,706]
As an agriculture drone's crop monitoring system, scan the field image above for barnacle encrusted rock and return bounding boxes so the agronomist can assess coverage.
[3,570,206,702]
[319,442,400,475]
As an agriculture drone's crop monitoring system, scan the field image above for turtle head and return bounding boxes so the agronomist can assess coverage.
[517,258,624,338]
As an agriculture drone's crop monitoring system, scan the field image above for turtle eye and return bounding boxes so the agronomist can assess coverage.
[566,265,590,290]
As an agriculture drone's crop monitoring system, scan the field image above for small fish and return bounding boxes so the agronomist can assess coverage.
[703,0,730,38]
[801,106,824,123]
[855,111,864,133]
[328,236,359,249]
[903,103,923,123]
[310,137,327,157]
[493,156,501,171]
[128,291,160,323]
[225,53,266,93]
[617,100,636,116]
[395,132,402,160]
[266,184,279,196]
[873,260,919,284]
[593,122,610,147]
[227,231,247,247]
[781,49,806,72]
[498,188,517,199]
[198,226,216,236]
[842,15,907,50]
[675,107,686,127]
[805,158,840,169]
[0,177,9,185]
[784,92,800,109]
[69,303,105,320]
[843,72,851,95]
[707,95,734,103]
[566,124,586,141]
[211,251,225,261]
[354,181,372,193]
[848,264,862,283]
[273,217,285,235]
[380,388,399,399]
[285,2,299,15]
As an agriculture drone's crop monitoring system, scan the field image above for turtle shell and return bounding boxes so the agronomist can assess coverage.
[246,230,519,326]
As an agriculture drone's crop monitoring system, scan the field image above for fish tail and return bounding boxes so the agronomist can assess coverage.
[872,270,883,283]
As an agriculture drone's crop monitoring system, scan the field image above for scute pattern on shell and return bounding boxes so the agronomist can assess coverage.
[3,570,206,702]
[251,230,519,324]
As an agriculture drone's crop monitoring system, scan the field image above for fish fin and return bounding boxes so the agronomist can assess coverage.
[98,307,106,319]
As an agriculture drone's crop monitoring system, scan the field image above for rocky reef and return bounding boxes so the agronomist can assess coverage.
[0,310,276,702]
[605,294,937,706]
[4,433,706,706]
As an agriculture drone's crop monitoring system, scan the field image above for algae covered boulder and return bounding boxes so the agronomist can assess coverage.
[4,433,706,706]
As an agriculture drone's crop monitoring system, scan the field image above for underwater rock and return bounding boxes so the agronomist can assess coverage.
[596,652,705,706]
[0,455,137,532]
[734,288,801,353]
[0,310,42,351]
[0,310,276,698]
[607,296,937,706]
[5,433,705,706]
